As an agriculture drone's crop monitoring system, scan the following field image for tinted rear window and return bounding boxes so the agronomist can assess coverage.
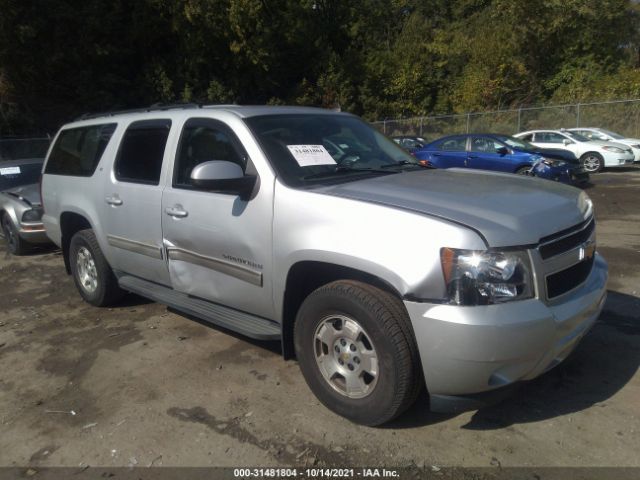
[45,124,117,176]
[114,120,171,185]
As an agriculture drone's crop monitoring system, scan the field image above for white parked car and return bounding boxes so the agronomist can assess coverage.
[514,129,635,172]
[568,128,640,162]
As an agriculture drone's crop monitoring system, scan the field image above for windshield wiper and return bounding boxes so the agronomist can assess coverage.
[380,160,433,169]
[302,166,398,180]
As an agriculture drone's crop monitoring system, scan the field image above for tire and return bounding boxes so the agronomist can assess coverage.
[294,280,423,426]
[1,212,30,255]
[515,166,532,176]
[69,229,124,306]
[581,152,604,173]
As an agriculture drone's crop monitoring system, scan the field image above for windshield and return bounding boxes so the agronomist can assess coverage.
[494,135,536,150]
[245,114,419,187]
[565,131,591,142]
[0,161,43,191]
[598,129,624,140]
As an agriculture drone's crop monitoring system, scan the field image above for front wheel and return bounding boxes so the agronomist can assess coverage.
[69,229,124,306]
[1,213,30,255]
[294,280,423,426]
[581,153,604,173]
[516,166,532,176]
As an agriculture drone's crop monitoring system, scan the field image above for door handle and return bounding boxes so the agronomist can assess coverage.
[105,195,123,206]
[468,155,478,159]
[165,205,188,218]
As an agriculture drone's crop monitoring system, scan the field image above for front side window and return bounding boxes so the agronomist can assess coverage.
[244,114,418,187]
[114,119,171,185]
[471,137,502,153]
[174,119,246,188]
[45,123,116,176]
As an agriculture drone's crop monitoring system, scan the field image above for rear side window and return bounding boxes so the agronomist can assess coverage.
[439,137,467,151]
[114,119,171,185]
[45,124,117,176]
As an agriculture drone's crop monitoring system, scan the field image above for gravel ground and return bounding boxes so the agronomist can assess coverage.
[0,168,638,472]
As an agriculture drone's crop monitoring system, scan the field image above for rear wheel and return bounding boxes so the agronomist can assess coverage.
[1,213,30,255]
[581,152,604,173]
[294,280,423,426]
[69,229,124,306]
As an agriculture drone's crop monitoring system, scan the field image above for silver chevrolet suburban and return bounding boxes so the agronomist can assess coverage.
[41,105,608,426]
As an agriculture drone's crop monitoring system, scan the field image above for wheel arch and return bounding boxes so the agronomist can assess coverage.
[59,211,93,274]
[280,260,405,360]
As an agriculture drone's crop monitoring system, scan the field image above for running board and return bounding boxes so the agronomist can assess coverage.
[118,275,281,341]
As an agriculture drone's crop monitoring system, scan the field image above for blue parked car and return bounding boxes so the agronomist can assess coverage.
[414,134,589,185]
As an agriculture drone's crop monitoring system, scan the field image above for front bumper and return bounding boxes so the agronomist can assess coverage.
[532,163,589,185]
[404,254,607,410]
[18,223,50,244]
[603,156,634,167]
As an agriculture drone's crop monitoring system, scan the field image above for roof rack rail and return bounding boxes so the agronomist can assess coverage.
[75,102,204,121]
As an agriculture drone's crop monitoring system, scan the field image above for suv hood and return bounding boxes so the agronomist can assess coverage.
[3,183,41,206]
[315,169,590,247]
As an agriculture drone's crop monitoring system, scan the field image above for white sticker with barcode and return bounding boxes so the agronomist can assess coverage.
[0,166,21,175]
[287,145,336,167]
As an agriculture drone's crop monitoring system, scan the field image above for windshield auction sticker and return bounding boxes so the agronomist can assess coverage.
[287,145,336,167]
[0,166,21,175]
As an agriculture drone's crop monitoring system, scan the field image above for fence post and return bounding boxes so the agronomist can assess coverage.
[576,103,581,127]
[419,117,423,137]
[383,119,387,135]
[466,113,470,133]
[517,107,522,132]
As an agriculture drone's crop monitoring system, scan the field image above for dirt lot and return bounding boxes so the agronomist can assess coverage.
[0,169,639,471]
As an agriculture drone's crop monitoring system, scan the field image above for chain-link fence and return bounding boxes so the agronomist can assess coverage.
[373,99,640,140]
[0,136,51,161]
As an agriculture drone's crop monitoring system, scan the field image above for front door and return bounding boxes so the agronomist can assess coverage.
[101,119,173,285]
[161,117,274,318]
[468,137,513,172]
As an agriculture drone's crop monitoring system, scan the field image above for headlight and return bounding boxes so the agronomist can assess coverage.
[440,248,534,305]
[539,157,567,167]
[602,146,624,153]
[21,209,43,222]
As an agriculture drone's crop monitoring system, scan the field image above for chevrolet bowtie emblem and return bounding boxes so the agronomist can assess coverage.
[579,239,596,261]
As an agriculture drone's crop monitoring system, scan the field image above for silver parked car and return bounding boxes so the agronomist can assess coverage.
[41,105,608,425]
[0,158,50,254]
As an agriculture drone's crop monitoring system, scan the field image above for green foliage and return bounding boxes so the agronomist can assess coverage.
[0,0,639,133]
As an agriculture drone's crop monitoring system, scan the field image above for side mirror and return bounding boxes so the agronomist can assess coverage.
[496,146,509,155]
[191,161,257,200]
[562,139,572,146]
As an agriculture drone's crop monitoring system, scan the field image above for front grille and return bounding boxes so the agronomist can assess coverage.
[546,256,594,298]
[539,218,595,260]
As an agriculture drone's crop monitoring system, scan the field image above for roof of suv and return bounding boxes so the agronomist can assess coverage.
[70,105,346,127]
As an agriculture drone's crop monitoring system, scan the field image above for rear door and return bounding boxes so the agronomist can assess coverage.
[161,117,275,317]
[101,119,172,285]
